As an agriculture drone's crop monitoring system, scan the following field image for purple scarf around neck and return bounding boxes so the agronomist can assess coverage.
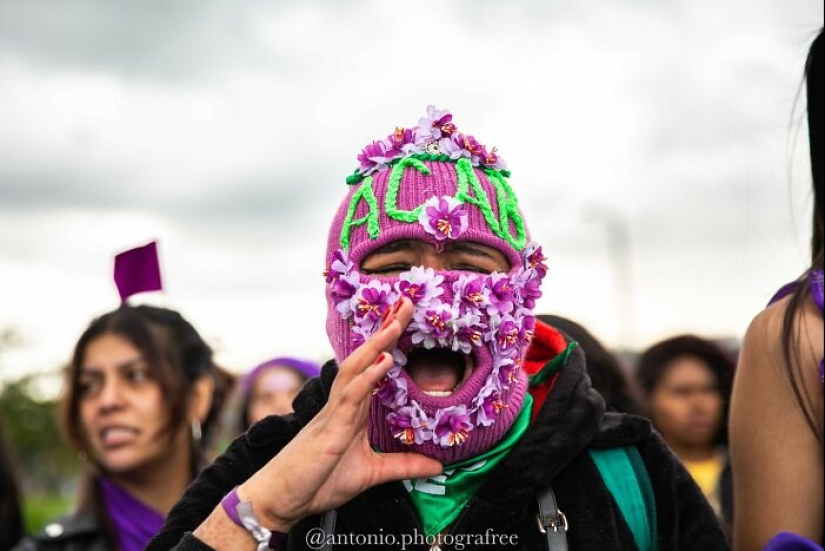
[99,477,165,551]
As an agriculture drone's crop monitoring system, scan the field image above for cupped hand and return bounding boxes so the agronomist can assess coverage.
[240,297,443,530]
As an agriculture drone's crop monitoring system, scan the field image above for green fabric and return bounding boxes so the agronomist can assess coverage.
[589,447,657,551]
[528,341,579,387]
[404,394,533,537]
[626,446,658,550]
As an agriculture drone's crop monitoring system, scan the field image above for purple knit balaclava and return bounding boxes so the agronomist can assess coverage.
[324,106,548,464]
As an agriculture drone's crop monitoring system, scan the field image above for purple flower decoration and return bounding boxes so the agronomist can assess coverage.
[434,405,473,447]
[396,266,444,307]
[324,249,352,283]
[351,324,370,348]
[453,133,485,165]
[417,105,457,141]
[485,273,516,316]
[386,127,419,158]
[494,357,520,388]
[451,311,484,354]
[482,146,507,171]
[375,367,409,409]
[411,301,455,348]
[489,314,521,358]
[353,280,393,327]
[419,196,469,242]
[474,383,508,427]
[387,402,432,445]
[331,272,361,319]
[513,269,543,310]
[453,274,491,314]
[357,139,396,176]
[523,242,549,280]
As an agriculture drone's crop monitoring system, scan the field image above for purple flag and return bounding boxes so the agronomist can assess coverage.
[114,241,163,302]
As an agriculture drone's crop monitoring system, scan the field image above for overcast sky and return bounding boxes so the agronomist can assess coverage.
[0,1,821,388]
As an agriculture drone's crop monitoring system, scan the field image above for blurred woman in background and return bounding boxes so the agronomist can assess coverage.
[238,356,320,432]
[13,304,233,551]
[636,335,735,523]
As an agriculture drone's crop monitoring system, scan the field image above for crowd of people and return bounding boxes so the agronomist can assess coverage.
[1,29,821,551]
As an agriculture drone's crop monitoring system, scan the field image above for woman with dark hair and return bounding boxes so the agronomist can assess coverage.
[538,314,645,416]
[0,421,24,551]
[12,304,233,551]
[730,29,824,551]
[239,357,321,433]
[636,335,735,520]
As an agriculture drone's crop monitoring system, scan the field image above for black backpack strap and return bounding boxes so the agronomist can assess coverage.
[537,486,569,551]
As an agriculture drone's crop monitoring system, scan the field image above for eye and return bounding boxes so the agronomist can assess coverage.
[453,264,493,274]
[78,376,101,396]
[362,263,412,275]
[126,367,149,384]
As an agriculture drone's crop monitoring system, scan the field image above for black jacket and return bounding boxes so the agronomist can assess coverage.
[148,344,730,551]
[11,512,110,551]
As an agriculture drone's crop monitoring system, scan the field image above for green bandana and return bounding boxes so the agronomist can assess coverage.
[402,394,534,537]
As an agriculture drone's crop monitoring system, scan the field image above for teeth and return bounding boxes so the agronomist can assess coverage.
[423,390,454,397]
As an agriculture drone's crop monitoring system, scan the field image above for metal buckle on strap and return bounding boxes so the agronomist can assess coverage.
[537,510,569,534]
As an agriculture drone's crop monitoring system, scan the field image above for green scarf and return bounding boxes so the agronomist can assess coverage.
[403,394,533,537]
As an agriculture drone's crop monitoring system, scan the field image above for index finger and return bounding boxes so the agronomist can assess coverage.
[335,297,414,386]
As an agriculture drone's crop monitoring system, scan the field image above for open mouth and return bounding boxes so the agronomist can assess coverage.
[403,347,473,397]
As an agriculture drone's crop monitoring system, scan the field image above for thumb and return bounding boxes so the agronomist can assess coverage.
[372,453,443,485]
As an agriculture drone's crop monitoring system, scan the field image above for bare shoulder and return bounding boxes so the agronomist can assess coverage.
[740,294,823,390]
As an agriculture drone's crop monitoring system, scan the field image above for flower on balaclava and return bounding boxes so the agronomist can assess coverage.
[411,301,456,349]
[388,402,433,445]
[324,249,353,284]
[353,280,395,329]
[474,381,508,427]
[493,357,520,388]
[357,140,396,176]
[385,127,419,158]
[453,274,492,315]
[374,366,409,409]
[419,196,469,242]
[417,105,457,142]
[485,273,516,316]
[513,269,543,310]
[450,311,485,354]
[331,271,361,319]
[489,314,523,358]
[434,405,474,447]
[523,243,549,280]
[396,266,445,307]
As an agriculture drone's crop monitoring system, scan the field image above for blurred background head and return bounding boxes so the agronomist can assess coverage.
[636,335,735,453]
[239,356,320,430]
[62,305,234,479]
[537,314,644,415]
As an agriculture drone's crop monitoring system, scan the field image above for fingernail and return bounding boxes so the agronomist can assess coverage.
[373,352,388,365]
[380,315,394,331]
[392,298,404,314]
[379,308,390,323]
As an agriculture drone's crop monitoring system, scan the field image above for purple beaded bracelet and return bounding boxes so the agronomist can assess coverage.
[220,486,287,550]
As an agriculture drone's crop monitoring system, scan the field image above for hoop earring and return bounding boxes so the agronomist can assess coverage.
[191,420,202,443]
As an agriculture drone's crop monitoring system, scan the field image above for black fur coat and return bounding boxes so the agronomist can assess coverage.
[148,342,729,551]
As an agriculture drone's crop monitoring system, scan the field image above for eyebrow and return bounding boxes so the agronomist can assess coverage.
[80,357,146,375]
[367,240,420,256]
[445,241,498,260]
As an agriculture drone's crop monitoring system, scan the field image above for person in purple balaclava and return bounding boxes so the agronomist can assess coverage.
[149,106,728,551]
